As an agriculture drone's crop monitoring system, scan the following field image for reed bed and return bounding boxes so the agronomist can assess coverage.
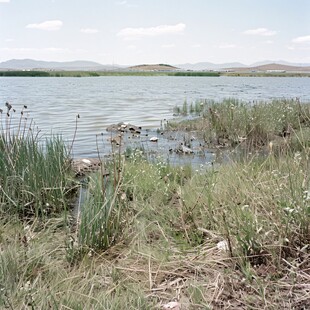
[0,103,73,218]
[169,98,310,152]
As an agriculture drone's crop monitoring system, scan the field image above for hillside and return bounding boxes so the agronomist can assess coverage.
[0,59,120,71]
[228,63,310,72]
[128,64,178,71]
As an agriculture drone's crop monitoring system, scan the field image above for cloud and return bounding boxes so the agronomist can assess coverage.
[161,44,175,48]
[115,1,138,8]
[80,28,99,34]
[191,44,201,48]
[26,20,63,31]
[0,0,10,3]
[218,43,236,49]
[292,35,310,44]
[117,23,185,39]
[243,28,277,36]
[0,47,69,53]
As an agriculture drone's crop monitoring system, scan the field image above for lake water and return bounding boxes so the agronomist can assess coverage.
[0,76,309,158]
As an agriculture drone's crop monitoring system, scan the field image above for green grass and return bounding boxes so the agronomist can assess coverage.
[77,168,126,252]
[168,98,310,152]
[0,104,74,218]
[0,99,309,308]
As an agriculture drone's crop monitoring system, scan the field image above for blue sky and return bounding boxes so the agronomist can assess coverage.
[0,0,309,65]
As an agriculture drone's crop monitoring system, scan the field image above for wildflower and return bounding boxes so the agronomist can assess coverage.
[303,190,310,201]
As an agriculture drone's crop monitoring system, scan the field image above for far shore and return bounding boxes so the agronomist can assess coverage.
[0,70,310,77]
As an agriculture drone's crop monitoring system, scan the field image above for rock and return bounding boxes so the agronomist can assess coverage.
[128,124,142,134]
[106,122,142,134]
[106,122,125,132]
[216,240,229,251]
[109,135,122,145]
[149,136,158,142]
[176,143,194,154]
[163,301,181,309]
[72,158,109,177]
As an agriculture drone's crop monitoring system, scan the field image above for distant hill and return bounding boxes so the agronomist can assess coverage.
[176,61,310,71]
[176,62,246,71]
[1,59,310,73]
[0,59,121,71]
[228,63,310,72]
[128,64,178,71]
[250,60,310,67]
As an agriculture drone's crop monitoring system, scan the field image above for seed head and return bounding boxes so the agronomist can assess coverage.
[5,102,12,110]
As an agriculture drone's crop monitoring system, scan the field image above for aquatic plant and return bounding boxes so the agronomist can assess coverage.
[168,98,310,152]
[0,103,73,218]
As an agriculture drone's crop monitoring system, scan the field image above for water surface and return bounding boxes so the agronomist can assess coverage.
[1,76,309,157]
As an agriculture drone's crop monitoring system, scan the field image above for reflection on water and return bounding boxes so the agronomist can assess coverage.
[0,76,309,157]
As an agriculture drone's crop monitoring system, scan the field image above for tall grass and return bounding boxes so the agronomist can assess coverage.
[168,98,310,151]
[78,168,126,252]
[187,152,310,264]
[0,103,73,218]
[1,99,309,308]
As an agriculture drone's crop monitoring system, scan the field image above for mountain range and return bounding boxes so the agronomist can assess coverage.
[0,58,310,71]
[0,59,120,71]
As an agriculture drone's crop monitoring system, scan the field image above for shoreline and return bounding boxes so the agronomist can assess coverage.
[1,70,310,77]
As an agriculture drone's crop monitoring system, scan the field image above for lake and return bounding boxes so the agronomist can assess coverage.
[0,76,309,157]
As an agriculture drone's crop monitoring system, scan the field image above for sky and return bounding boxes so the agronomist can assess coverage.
[0,0,310,65]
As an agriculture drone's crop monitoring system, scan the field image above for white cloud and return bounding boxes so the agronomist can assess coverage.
[191,44,201,48]
[292,35,310,44]
[80,28,99,34]
[0,0,10,3]
[161,44,175,48]
[218,43,236,49]
[243,28,277,36]
[115,1,138,8]
[117,23,185,39]
[0,47,68,52]
[26,20,63,31]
